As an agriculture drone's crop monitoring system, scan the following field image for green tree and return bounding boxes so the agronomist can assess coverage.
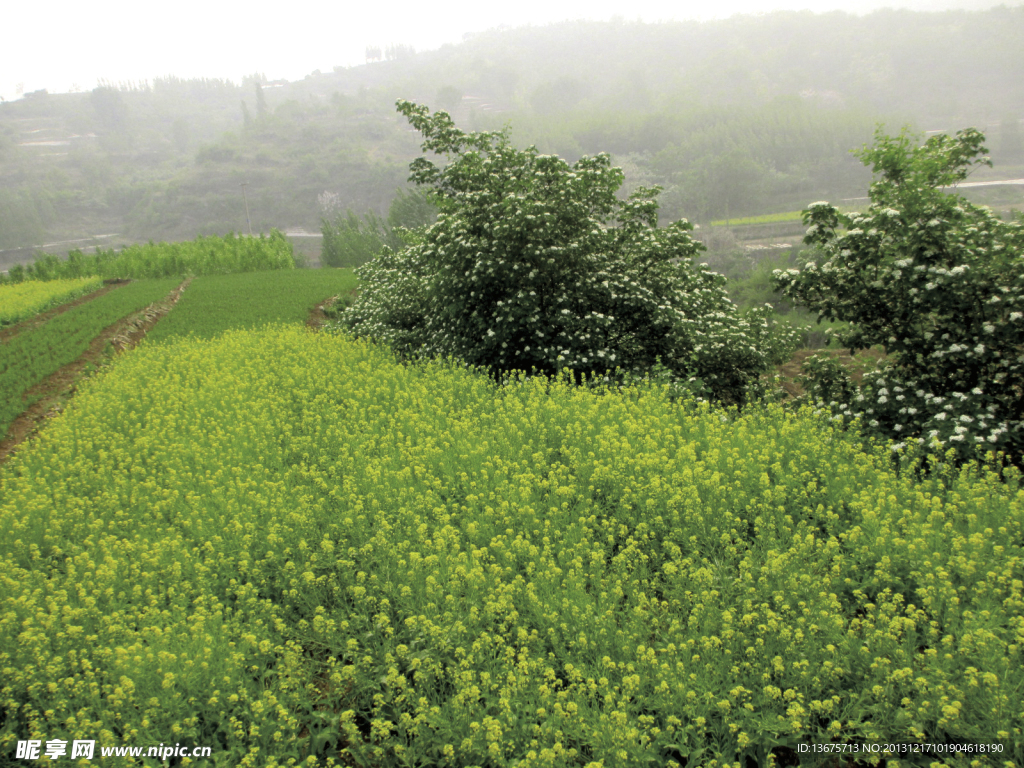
[320,190,435,269]
[342,101,796,404]
[0,188,54,250]
[320,210,389,268]
[90,86,129,132]
[774,127,1024,466]
[386,188,436,230]
[530,76,589,116]
[385,43,415,60]
[171,118,191,153]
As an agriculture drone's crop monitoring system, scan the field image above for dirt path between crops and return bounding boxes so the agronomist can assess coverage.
[0,278,191,467]
[0,280,129,344]
[306,289,355,330]
[306,296,336,330]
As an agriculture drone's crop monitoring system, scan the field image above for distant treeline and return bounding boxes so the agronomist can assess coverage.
[511,98,881,223]
[0,8,1020,249]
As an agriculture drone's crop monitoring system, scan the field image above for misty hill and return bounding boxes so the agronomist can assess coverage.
[1,8,1022,261]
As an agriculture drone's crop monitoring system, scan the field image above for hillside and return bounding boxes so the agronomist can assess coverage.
[1,8,1022,266]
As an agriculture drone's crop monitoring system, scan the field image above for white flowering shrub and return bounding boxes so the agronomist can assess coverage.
[342,101,798,404]
[774,128,1024,466]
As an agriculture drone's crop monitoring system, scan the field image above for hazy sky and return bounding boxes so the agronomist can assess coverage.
[1,0,1015,102]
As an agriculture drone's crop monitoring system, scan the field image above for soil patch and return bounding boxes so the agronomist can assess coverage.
[0,278,191,467]
[306,289,356,330]
[306,296,337,330]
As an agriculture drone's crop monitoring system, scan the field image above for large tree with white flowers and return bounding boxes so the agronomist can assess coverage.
[774,127,1024,465]
[341,100,796,404]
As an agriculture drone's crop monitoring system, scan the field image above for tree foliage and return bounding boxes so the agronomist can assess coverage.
[342,102,796,404]
[319,189,436,269]
[774,127,1024,466]
[320,210,394,269]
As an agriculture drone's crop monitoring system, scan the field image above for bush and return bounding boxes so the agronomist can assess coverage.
[773,127,1024,466]
[342,101,798,405]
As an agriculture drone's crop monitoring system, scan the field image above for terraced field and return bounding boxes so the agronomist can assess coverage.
[145,268,357,342]
[0,268,356,460]
[0,278,181,442]
[0,276,104,327]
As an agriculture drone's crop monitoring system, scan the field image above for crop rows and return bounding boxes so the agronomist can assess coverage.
[145,268,358,342]
[0,278,180,441]
[1,325,1020,766]
[0,276,103,327]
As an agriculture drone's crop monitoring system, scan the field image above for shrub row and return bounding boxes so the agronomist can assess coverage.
[1,231,296,284]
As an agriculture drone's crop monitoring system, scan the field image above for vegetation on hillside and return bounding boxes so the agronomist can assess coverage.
[2,9,1021,254]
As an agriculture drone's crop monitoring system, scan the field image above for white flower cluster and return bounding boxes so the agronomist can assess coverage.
[774,129,1024,466]
[340,102,799,406]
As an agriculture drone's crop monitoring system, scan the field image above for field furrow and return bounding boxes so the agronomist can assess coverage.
[0,278,181,449]
[0,276,105,329]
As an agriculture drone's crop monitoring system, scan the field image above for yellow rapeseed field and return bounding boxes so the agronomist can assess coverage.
[0,325,1021,766]
[0,277,104,327]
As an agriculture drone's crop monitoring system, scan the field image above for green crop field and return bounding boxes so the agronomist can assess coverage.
[1,324,1020,766]
[709,211,805,227]
[0,277,104,327]
[145,269,357,343]
[0,278,180,441]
